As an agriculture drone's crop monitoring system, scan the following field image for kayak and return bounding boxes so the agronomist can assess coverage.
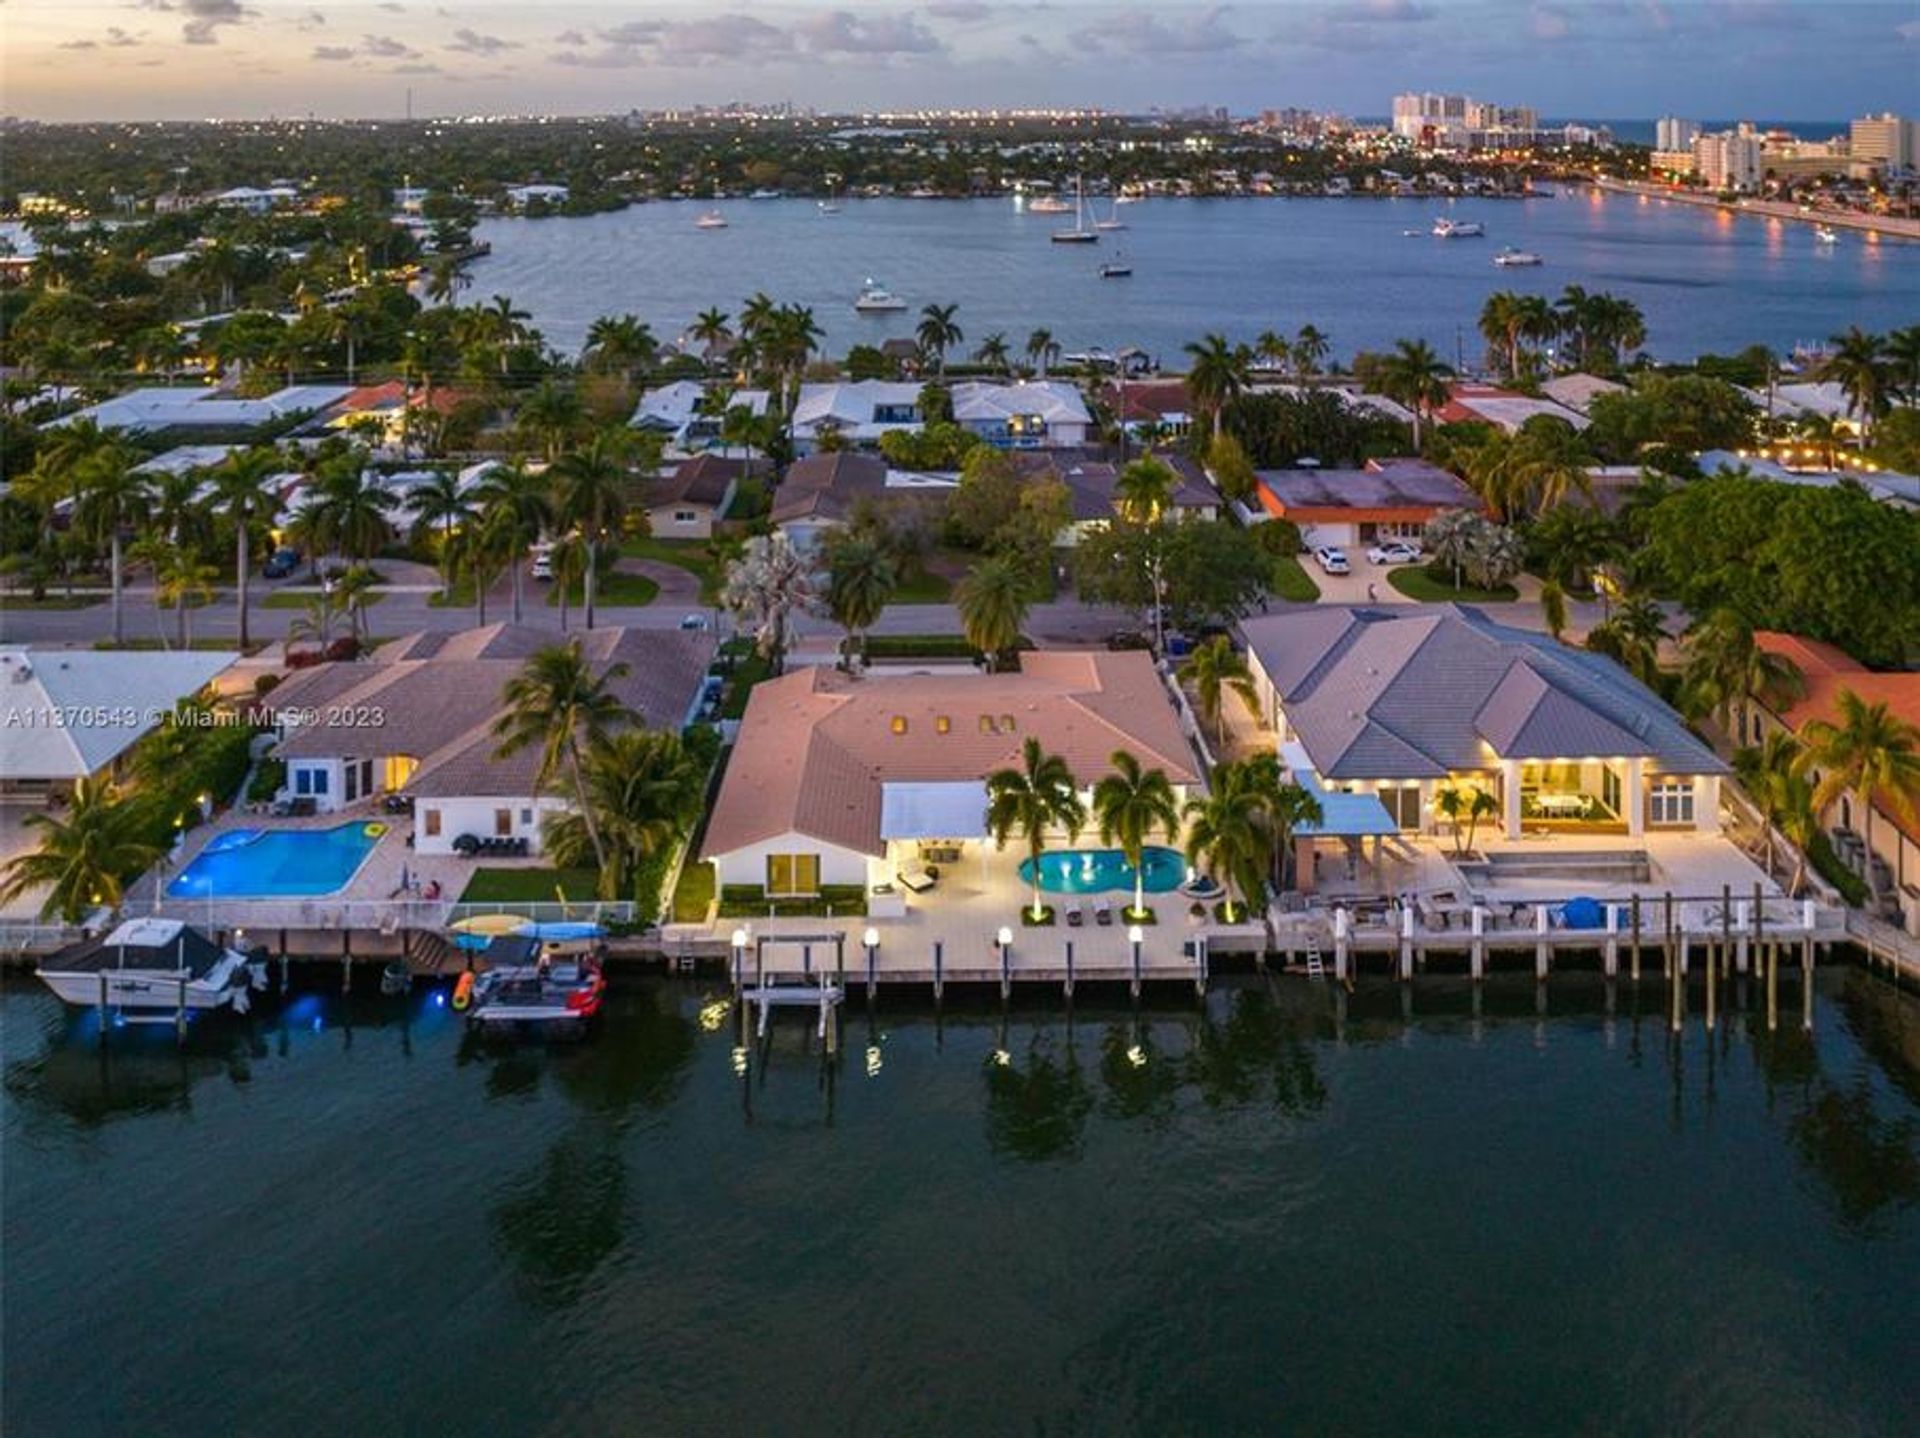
[519,921,604,941]
[449,914,531,937]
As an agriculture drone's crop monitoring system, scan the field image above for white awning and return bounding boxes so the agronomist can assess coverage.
[1281,742,1402,839]
[880,781,988,841]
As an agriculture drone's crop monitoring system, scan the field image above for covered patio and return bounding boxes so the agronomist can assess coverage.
[1284,743,1409,897]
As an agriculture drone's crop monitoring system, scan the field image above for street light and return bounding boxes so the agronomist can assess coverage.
[862,926,880,989]
[730,926,749,988]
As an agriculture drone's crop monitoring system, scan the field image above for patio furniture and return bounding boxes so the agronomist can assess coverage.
[1066,901,1084,928]
[1182,875,1223,900]
[1094,898,1114,926]
[1534,793,1589,817]
[897,865,937,894]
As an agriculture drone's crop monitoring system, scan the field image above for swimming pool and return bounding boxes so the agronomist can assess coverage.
[1017,846,1186,895]
[166,822,387,899]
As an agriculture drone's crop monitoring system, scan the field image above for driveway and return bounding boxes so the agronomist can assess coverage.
[624,557,702,609]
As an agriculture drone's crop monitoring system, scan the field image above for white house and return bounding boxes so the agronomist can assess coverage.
[630,381,771,450]
[790,381,925,451]
[950,380,1093,448]
[267,625,716,854]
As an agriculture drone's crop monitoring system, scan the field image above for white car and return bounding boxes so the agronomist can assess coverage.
[1367,541,1423,566]
[1313,546,1351,575]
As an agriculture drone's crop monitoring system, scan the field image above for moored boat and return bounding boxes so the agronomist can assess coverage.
[37,918,265,1017]
[853,278,909,312]
[1433,217,1485,238]
[1492,247,1543,267]
[463,936,606,1032]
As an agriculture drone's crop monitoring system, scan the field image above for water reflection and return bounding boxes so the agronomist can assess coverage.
[983,1026,1093,1162]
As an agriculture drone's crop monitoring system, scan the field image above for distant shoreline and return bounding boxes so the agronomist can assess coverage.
[1588,177,1920,242]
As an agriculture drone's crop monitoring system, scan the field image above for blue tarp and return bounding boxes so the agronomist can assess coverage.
[1559,897,1605,930]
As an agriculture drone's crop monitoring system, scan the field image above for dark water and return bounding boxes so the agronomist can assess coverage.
[5,968,1920,1436]
[470,192,1919,364]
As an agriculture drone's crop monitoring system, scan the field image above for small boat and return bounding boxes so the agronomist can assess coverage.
[1051,174,1099,244]
[517,921,606,942]
[818,200,841,214]
[1432,217,1485,238]
[464,936,606,1031]
[853,278,908,313]
[1100,259,1133,278]
[450,913,530,938]
[695,210,728,230]
[1094,190,1127,231]
[1815,225,1839,244]
[1114,193,1142,205]
[1492,247,1543,267]
[37,918,265,1018]
[748,188,782,200]
[1027,193,1072,214]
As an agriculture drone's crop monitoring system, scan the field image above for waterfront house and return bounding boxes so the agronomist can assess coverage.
[644,454,746,540]
[1238,605,1729,842]
[789,381,926,452]
[1752,632,1920,920]
[307,381,475,447]
[630,381,772,451]
[1539,373,1627,416]
[950,381,1094,449]
[265,624,716,854]
[1252,458,1479,550]
[699,651,1199,899]
[770,452,892,549]
[1100,379,1193,439]
[51,384,354,437]
[1435,383,1588,434]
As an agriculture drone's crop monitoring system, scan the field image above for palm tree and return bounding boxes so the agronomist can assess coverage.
[720,532,821,665]
[70,441,150,646]
[0,777,164,922]
[1092,751,1181,920]
[916,302,963,378]
[1798,689,1920,905]
[207,445,284,650]
[407,468,476,600]
[1293,323,1331,380]
[987,738,1085,922]
[425,254,470,306]
[824,535,896,671]
[1554,284,1596,368]
[1585,292,1647,370]
[1182,762,1271,923]
[1818,327,1893,442]
[1241,751,1324,891]
[689,306,732,367]
[286,592,342,656]
[294,455,393,563]
[475,463,553,625]
[1480,291,1527,379]
[955,557,1028,669]
[492,642,637,876]
[481,293,532,376]
[1376,338,1452,449]
[1734,731,1816,893]
[151,543,219,649]
[1114,456,1176,524]
[1182,332,1250,440]
[552,427,634,630]
[973,332,1012,375]
[1254,329,1291,373]
[1025,327,1059,379]
[548,532,586,634]
[1434,783,1500,856]
[1681,607,1804,743]
[516,379,586,462]
[1586,593,1667,686]
[542,729,704,902]
[1884,323,1920,404]
[584,314,657,385]
[1178,636,1258,746]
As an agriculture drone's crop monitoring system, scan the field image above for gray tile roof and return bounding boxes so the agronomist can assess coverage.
[1239,605,1726,780]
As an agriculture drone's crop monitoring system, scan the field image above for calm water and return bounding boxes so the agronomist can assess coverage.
[6,967,1919,1436]
[470,192,1920,364]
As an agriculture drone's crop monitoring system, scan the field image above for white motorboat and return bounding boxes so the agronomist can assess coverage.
[1051,174,1099,244]
[818,200,841,214]
[695,210,728,229]
[1492,247,1543,267]
[1027,194,1072,213]
[1815,225,1839,244]
[853,278,908,312]
[37,918,265,1017]
[1432,217,1485,238]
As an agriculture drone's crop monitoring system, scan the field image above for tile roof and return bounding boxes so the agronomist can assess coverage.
[650,453,748,509]
[771,451,890,526]
[702,651,1200,860]
[1,649,237,780]
[1255,458,1478,522]
[1436,383,1588,433]
[1240,605,1725,781]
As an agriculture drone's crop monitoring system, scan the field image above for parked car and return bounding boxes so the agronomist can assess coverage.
[678,614,709,631]
[262,548,301,580]
[1313,546,1351,575]
[529,547,554,581]
[1104,629,1152,651]
[1367,541,1423,566]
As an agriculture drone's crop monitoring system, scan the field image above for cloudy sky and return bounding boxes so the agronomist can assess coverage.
[6,1,1915,122]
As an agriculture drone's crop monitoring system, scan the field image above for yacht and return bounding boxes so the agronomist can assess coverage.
[695,209,728,230]
[37,918,266,1018]
[1432,217,1485,238]
[853,278,908,312]
[1027,192,1073,214]
[1051,175,1099,244]
[1814,225,1839,245]
[1492,247,1543,267]
[748,188,783,200]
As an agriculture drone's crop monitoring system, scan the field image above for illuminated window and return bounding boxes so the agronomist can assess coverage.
[936,715,951,734]
[979,715,996,734]
[1000,714,1017,732]
[891,716,908,735]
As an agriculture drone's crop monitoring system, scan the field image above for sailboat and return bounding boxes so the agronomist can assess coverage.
[818,180,842,215]
[1099,253,1133,278]
[1094,188,1127,231]
[1051,175,1098,244]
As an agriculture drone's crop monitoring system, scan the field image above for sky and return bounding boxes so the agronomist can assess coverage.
[4,1,1916,123]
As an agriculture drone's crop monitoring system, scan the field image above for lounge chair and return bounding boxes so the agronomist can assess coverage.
[897,864,936,894]
[1094,898,1114,926]
[1065,901,1084,927]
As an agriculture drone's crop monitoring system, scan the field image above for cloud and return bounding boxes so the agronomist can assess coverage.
[553,29,586,45]
[1531,3,1572,39]
[1073,6,1240,55]
[360,33,419,58]
[297,8,326,30]
[59,39,99,50]
[796,10,943,55]
[311,44,354,60]
[927,0,991,18]
[392,61,441,73]
[1901,17,1920,40]
[561,14,797,68]
[446,27,517,55]
[178,0,248,46]
[1331,0,1431,20]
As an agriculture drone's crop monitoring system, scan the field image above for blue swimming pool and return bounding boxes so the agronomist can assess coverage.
[166,822,387,899]
[1017,846,1187,895]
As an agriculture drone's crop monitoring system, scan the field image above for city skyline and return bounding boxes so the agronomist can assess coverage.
[5,1,1915,124]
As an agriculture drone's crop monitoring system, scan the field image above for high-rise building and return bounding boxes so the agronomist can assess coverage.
[1655,117,1701,152]
[1693,129,1764,192]
[1390,92,1541,147]
[1850,112,1916,169]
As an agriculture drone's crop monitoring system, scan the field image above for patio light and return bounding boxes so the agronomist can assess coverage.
[995,926,1013,948]
[730,927,749,949]
[1128,924,1144,945]
[862,927,879,949]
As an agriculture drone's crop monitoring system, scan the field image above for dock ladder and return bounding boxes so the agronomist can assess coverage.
[1304,935,1327,982]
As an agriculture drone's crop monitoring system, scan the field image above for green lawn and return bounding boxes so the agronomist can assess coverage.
[92,638,264,653]
[670,858,716,923]
[863,634,985,659]
[1389,564,1519,604]
[719,647,776,719]
[1269,556,1321,603]
[622,536,724,603]
[261,590,386,610]
[458,867,602,903]
[891,564,955,602]
[546,570,661,608]
[0,594,102,610]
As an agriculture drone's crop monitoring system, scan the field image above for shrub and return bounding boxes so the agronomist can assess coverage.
[247,758,286,804]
